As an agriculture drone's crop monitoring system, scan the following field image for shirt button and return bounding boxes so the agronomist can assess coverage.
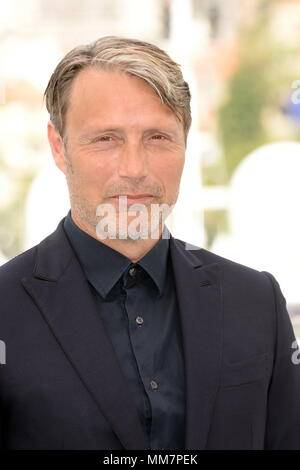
[128,266,136,277]
[150,380,158,391]
[136,316,144,325]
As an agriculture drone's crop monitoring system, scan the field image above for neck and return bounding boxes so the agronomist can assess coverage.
[70,211,165,262]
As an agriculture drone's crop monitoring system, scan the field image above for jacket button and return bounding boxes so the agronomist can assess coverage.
[150,380,158,390]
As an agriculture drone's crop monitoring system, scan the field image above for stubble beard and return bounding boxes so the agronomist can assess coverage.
[64,152,177,243]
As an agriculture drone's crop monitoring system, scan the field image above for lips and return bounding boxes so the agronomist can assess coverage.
[116,194,152,198]
[113,193,152,199]
[111,194,154,203]
[111,194,153,199]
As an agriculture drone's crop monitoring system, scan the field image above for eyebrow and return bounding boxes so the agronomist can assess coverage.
[78,126,179,142]
[78,128,122,142]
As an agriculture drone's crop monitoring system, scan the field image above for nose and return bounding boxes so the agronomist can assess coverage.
[117,139,148,181]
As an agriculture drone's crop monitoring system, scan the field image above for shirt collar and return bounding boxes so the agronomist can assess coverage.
[63,211,170,299]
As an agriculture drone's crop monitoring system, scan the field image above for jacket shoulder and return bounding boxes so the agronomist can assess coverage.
[0,245,38,285]
[172,236,272,285]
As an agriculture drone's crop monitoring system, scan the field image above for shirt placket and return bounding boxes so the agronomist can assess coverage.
[122,264,159,440]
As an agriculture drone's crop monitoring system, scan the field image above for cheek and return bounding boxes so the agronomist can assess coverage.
[72,153,114,185]
[156,155,184,183]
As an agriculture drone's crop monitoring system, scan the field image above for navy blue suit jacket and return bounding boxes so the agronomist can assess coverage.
[0,217,299,449]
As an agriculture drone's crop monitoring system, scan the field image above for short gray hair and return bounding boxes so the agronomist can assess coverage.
[44,36,191,140]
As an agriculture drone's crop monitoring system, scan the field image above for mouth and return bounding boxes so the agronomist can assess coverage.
[111,194,154,203]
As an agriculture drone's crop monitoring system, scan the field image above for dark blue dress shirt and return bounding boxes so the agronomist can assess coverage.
[63,212,185,450]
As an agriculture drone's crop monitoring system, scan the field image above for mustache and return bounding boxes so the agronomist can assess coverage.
[104,184,164,198]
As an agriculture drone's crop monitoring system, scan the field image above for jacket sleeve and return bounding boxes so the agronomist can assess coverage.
[262,271,300,449]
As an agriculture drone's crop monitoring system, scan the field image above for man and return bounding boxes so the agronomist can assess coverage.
[0,36,299,450]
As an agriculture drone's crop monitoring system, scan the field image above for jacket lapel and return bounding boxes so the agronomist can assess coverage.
[170,236,223,449]
[21,220,150,450]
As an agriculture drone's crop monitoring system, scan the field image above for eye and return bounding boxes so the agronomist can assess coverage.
[93,135,113,142]
[151,134,166,140]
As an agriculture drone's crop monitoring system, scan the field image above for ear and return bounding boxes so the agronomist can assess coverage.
[47,120,68,174]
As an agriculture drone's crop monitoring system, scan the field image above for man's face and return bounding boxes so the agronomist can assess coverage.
[48,67,186,240]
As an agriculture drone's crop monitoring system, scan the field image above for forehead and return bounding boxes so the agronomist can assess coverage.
[66,67,182,131]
